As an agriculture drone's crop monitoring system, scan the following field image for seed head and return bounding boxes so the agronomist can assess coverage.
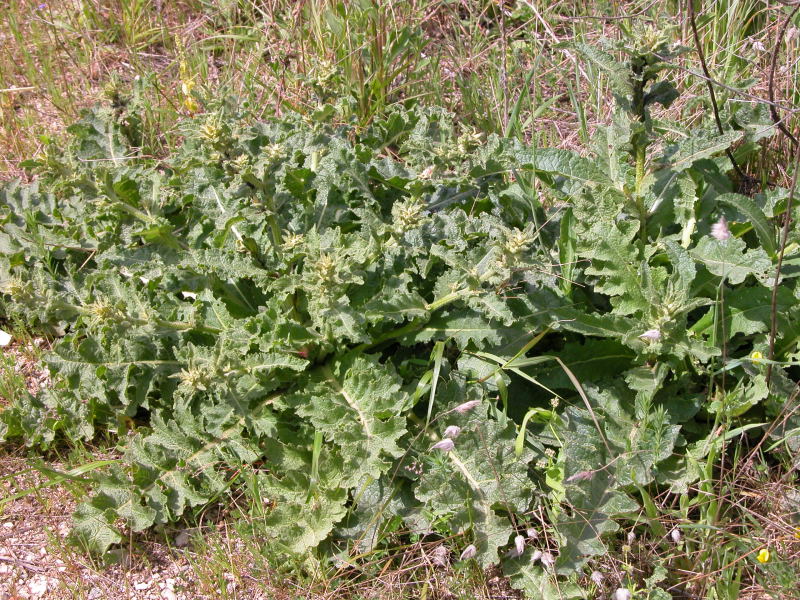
[514,535,525,556]
[670,527,682,544]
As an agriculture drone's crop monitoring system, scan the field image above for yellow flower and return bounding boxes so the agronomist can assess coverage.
[794,527,800,540]
[751,351,763,363]
[182,95,200,114]
[756,548,770,563]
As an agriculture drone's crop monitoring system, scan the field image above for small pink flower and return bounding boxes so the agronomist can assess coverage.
[431,439,455,452]
[614,589,632,600]
[453,400,481,414]
[566,470,594,482]
[459,544,477,560]
[671,527,682,544]
[443,425,461,438]
[540,551,555,569]
[590,571,604,585]
[711,216,731,241]
[639,329,661,342]
[530,549,543,563]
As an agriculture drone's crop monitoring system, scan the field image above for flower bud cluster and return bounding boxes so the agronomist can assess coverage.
[2,277,32,300]
[86,299,127,326]
[231,153,251,172]
[494,227,535,276]
[314,254,341,286]
[264,143,285,162]
[391,198,427,233]
[176,366,213,392]
[282,232,305,252]
[199,119,223,143]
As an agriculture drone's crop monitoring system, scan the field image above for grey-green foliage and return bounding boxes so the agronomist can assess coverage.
[1,34,798,598]
[0,102,553,566]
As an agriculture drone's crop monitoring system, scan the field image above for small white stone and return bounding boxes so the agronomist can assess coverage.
[161,590,178,600]
[134,581,151,591]
[28,575,48,596]
[2,522,13,529]
[0,329,12,346]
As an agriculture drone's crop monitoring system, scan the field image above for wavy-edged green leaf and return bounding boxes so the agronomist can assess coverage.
[415,393,534,568]
[557,406,638,574]
[290,356,408,488]
[717,192,776,256]
[691,236,772,285]
[690,286,795,341]
[661,130,743,173]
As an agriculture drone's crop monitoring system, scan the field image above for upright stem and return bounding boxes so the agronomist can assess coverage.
[630,58,649,248]
[635,143,648,247]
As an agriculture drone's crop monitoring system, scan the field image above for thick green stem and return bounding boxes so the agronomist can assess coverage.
[69,303,222,335]
[635,143,648,247]
[425,287,475,312]
[353,286,480,354]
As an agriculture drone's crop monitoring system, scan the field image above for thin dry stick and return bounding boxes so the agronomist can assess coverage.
[769,3,800,147]
[743,382,800,472]
[767,143,800,384]
[687,0,748,182]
